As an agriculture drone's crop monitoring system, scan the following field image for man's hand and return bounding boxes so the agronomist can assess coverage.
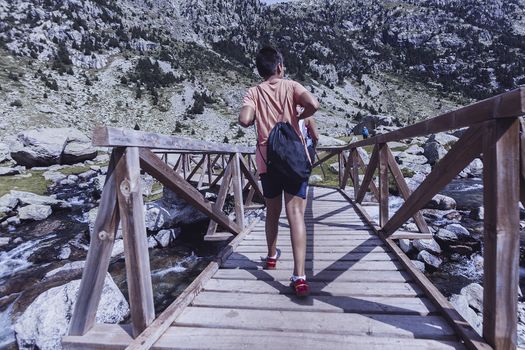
[238,105,255,127]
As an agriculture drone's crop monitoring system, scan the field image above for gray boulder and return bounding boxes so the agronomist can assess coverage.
[10,191,70,209]
[328,162,339,174]
[423,141,446,165]
[0,142,10,163]
[417,250,442,269]
[14,275,129,350]
[413,239,442,255]
[435,228,459,243]
[449,294,482,335]
[155,229,181,248]
[0,166,21,176]
[466,158,483,177]
[425,194,456,210]
[460,283,483,313]
[469,207,484,221]
[427,133,459,147]
[317,135,346,147]
[444,223,470,238]
[9,128,97,167]
[18,205,52,221]
[411,260,426,273]
[42,170,67,184]
[309,175,323,183]
[399,239,413,254]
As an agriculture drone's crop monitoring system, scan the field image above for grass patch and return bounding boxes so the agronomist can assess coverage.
[0,170,51,197]
[58,165,93,176]
[145,181,164,202]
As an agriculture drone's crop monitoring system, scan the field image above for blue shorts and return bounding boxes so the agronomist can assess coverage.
[260,173,308,199]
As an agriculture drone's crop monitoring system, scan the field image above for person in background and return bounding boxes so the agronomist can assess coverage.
[299,117,319,163]
[238,46,320,297]
[362,126,369,139]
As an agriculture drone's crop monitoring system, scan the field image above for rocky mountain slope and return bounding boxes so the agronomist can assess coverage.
[0,0,523,142]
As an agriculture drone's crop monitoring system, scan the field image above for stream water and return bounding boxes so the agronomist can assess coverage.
[0,181,228,349]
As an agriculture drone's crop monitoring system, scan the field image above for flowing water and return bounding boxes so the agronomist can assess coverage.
[0,180,227,348]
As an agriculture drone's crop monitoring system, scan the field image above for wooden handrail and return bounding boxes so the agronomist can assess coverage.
[93,126,255,154]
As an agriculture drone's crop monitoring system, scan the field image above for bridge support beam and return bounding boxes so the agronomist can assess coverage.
[482,118,520,350]
[115,147,155,337]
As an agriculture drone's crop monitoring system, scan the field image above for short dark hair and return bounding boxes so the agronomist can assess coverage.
[256,47,283,78]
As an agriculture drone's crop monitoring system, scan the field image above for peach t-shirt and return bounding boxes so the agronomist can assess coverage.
[242,79,308,174]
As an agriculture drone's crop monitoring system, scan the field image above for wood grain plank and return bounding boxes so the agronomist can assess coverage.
[204,279,422,297]
[193,291,437,315]
[378,143,389,227]
[213,268,411,283]
[92,126,254,153]
[231,153,245,229]
[115,147,155,337]
[175,307,456,339]
[159,327,465,350]
[68,149,122,336]
[63,324,467,350]
[482,119,520,350]
[221,259,404,271]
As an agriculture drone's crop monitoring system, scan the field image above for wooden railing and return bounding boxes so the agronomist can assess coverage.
[67,128,262,343]
[312,87,525,350]
[66,87,524,350]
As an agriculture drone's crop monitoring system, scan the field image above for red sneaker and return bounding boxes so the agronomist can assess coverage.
[263,248,280,270]
[290,278,310,297]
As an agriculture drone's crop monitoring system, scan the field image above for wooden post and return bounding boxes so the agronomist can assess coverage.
[352,149,360,199]
[232,153,245,229]
[356,145,379,203]
[482,119,520,350]
[385,147,430,233]
[115,147,155,338]
[207,154,212,186]
[378,143,389,227]
[206,160,234,237]
[68,149,122,336]
[520,120,525,206]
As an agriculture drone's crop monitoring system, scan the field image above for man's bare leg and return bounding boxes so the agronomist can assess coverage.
[265,194,282,258]
[284,192,307,277]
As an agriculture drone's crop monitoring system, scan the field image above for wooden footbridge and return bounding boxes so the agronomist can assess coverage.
[63,88,524,349]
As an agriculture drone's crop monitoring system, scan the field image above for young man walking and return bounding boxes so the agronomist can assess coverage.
[238,47,319,296]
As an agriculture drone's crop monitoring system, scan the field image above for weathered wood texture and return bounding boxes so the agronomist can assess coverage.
[64,187,484,350]
[338,188,491,350]
[93,126,254,153]
[68,149,122,336]
[381,125,482,236]
[138,149,242,235]
[378,144,389,227]
[482,119,520,350]
[115,147,155,337]
[385,146,430,233]
[356,145,378,203]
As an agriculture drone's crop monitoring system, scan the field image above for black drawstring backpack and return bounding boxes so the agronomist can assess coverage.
[265,121,312,182]
[254,84,312,182]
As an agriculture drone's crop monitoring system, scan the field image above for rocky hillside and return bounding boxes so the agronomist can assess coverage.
[0,0,523,142]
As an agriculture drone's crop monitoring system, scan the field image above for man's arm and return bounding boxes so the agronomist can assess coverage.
[238,105,255,127]
[297,91,320,120]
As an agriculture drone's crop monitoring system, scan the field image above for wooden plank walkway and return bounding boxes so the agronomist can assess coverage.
[64,187,467,349]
